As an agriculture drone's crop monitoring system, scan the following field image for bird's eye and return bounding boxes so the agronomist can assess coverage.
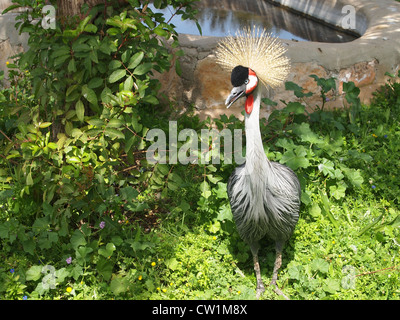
[244,79,249,85]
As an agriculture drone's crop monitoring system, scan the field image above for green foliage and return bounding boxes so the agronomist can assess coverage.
[1,1,400,299]
[0,0,201,299]
[262,75,366,212]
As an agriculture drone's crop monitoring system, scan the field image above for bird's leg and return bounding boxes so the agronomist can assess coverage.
[271,241,289,300]
[250,243,265,299]
[253,253,265,298]
[271,241,282,286]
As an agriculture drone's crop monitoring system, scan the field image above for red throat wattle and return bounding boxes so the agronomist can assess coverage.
[245,94,254,114]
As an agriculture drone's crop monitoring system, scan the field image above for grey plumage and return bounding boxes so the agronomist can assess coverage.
[224,66,301,299]
[227,161,300,244]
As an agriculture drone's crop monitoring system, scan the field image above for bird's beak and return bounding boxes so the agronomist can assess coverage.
[225,85,246,109]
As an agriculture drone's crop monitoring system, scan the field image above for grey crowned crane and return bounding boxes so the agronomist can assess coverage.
[216,27,301,299]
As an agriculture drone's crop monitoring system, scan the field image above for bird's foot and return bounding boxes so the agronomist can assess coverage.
[270,280,290,300]
[255,283,265,299]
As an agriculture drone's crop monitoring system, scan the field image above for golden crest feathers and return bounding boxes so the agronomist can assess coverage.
[216,27,291,89]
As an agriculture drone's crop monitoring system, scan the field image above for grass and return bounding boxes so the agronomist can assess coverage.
[2,73,400,300]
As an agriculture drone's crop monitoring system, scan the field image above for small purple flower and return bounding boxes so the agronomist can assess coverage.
[372,185,376,189]
[99,221,106,229]
[66,256,72,264]
[23,296,28,300]
[10,268,15,273]
[384,134,388,138]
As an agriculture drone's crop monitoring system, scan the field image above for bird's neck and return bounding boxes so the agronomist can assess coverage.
[244,87,269,173]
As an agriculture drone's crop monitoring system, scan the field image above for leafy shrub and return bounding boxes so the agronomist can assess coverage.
[1,0,400,300]
[0,0,201,298]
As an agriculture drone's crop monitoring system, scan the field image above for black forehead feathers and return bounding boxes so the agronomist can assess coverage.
[231,65,249,87]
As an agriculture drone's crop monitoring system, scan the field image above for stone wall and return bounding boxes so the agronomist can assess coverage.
[156,0,400,120]
[0,0,29,83]
[156,35,387,120]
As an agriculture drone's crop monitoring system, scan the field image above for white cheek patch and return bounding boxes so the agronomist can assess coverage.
[246,73,258,94]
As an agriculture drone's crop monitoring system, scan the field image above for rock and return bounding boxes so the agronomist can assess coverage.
[338,60,377,93]
[192,56,230,110]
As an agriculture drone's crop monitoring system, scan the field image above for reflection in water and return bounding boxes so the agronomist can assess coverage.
[149,0,358,43]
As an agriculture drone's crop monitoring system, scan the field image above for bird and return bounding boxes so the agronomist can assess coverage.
[216,27,301,299]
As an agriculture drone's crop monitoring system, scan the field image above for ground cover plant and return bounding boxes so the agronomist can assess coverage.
[1,0,400,300]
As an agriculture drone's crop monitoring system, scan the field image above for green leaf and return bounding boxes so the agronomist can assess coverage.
[285,81,312,98]
[55,268,70,283]
[84,23,97,33]
[109,69,126,83]
[133,62,152,76]
[67,156,81,164]
[0,223,8,239]
[319,191,339,228]
[311,258,329,273]
[217,204,233,222]
[126,202,149,212]
[206,174,223,184]
[110,277,129,296]
[275,138,295,151]
[105,128,125,139]
[309,203,321,218]
[2,4,21,14]
[293,123,321,145]
[53,55,70,67]
[26,265,43,281]
[22,239,36,255]
[89,49,98,63]
[280,146,310,170]
[101,87,112,104]
[208,220,221,233]
[142,95,159,104]
[342,167,363,188]
[288,265,302,280]
[214,182,228,199]
[76,246,93,264]
[81,85,98,105]
[262,97,278,107]
[200,181,211,198]
[285,102,305,115]
[26,172,33,186]
[175,59,182,76]
[154,25,169,37]
[164,258,179,271]
[68,58,76,73]
[359,214,384,236]
[131,115,142,132]
[32,217,49,234]
[47,142,57,150]
[123,76,134,91]
[107,118,124,128]
[98,243,116,258]
[71,265,83,280]
[196,21,202,36]
[120,186,139,201]
[128,52,144,69]
[153,0,162,8]
[109,60,122,70]
[129,241,151,251]
[38,122,52,128]
[70,230,87,250]
[72,42,91,53]
[329,182,347,200]
[76,100,85,122]
[88,77,103,89]
[318,158,335,177]
[323,279,340,294]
